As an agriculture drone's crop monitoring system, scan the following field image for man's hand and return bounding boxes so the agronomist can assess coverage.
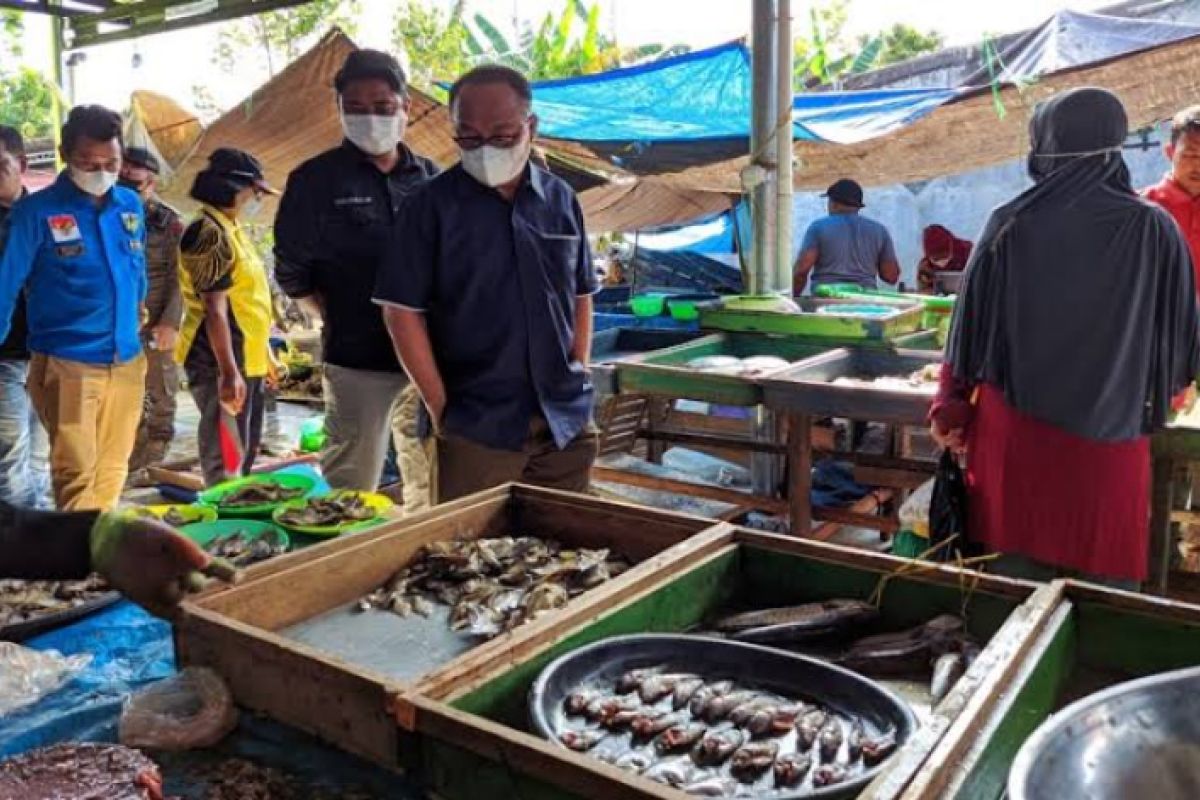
[149,323,178,352]
[90,514,240,619]
[218,369,247,415]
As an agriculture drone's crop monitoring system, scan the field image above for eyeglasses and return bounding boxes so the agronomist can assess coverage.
[453,118,531,151]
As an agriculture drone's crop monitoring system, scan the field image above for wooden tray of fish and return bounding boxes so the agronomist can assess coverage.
[760,348,942,425]
[898,580,1200,800]
[401,527,1061,800]
[0,575,120,642]
[174,483,728,768]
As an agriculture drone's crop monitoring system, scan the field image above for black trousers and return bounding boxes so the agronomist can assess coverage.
[186,362,265,487]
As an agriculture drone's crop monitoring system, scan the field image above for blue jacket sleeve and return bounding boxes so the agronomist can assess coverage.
[0,201,39,344]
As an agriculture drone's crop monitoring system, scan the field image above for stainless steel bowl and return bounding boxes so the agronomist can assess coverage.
[1008,665,1200,800]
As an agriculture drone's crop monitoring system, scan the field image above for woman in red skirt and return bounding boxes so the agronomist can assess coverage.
[930,87,1200,587]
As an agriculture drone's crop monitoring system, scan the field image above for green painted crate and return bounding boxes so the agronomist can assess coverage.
[615,332,839,406]
[700,298,923,340]
[407,529,1058,800]
[902,580,1200,800]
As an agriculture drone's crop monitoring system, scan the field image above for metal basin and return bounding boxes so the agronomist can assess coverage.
[1009,665,1200,800]
[528,633,917,799]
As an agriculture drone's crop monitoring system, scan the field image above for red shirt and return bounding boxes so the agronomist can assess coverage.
[1143,174,1200,290]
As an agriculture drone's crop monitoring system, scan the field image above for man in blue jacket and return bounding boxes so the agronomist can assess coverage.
[0,105,147,511]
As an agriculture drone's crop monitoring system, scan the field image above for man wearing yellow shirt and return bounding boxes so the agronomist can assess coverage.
[175,149,276,486]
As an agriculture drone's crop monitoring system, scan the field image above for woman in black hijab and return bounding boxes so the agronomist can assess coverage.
[931,87,1200,585]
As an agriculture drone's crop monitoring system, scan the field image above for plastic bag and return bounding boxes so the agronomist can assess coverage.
[118,666,237,750]
[930,450,975,560]
[898,478,935,540]
[0,641,91,715]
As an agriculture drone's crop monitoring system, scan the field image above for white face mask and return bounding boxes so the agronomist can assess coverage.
[69,167,118,197]
[242,195,264,219]
[460,143,529,188]
[341,112,406,156]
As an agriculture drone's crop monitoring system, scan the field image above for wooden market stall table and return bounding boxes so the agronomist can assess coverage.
[1148,409,1200,595]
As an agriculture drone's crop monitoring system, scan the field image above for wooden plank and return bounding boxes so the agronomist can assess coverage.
[408,694,681,800]
[812,495,898,536]
[854,465,932,490]
[638,428,786,454]
[591,465,786,513]
[1062,577,1200,625]
[810,491,893,540]
[787,411,813,535]
[175,606,404,767]
[883,581,1068,800]
[408,524,738,709]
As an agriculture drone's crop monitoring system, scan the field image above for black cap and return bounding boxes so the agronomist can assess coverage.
[206,147,278,195]
[335,49,407,94]
[123,146,160,174]
[822,178,865,208]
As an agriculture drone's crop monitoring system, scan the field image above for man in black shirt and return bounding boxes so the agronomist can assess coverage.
[275,50,438,505]
[0,126,50,509]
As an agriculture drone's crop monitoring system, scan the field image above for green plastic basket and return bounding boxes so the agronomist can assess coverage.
[629,294,666,317]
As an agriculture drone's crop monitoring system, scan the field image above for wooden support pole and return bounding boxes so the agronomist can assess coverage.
[787,411,813,535]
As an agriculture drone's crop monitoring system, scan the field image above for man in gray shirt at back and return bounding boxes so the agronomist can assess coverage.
[793,179,901,293]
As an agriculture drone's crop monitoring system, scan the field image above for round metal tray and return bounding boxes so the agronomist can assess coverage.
[1009,664,1200,800]
[528,633,917,799]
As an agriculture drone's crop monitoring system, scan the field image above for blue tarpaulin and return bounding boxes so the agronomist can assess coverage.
[791,88,962,145]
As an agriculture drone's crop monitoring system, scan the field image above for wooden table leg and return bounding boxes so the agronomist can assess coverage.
[788,411,813,536]
[645,399,666,465]
[1148,455,1176,595]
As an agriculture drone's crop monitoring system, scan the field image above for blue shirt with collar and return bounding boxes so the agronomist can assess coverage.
[0,173,147,365]
[373,163,599,452]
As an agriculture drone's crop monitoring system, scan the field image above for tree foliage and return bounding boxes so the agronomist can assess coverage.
[215,0,361,78]
[0,10,58,140]
[392,0,472,90]
[793,1,943,89]
[871,23,944,67]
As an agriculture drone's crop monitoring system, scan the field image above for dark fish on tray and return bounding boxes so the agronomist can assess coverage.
[838,615,967,676]
[847,720,864,761]
[680,776,737,796]
[728,697,775,727]
[219,481,305,507]
[672,676,706,709]
[730,740,779,782]
[602,708,643,731]
[747,703,804,739]
[813,763,849,787]
[638,672,700,704]
[613,750,655,773]
[564,688,602,717]
[559,729,606,751]
[643,758,693,787]
[277,494,377,527]
[631,710,689,739]
[818,718,844,762]
[656,722,708,755]
[931,651,968,704]
[691,727,744,766]
[861,729,898,766]
[699,689,759,723]
[687,680,735,716]
[796,708,828,749]
[714,599,880,644]
[616,666,663,695]
[774,752,813,788]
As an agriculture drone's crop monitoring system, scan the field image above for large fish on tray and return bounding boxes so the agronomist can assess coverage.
[713,599,879,644]
[837,614,966,675]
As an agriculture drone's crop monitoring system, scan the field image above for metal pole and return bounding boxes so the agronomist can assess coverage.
[749,0,778,297]
[49,1,65,170]
[774,0,794,294]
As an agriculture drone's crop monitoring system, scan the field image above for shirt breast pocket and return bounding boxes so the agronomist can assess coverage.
[531,229,581,291]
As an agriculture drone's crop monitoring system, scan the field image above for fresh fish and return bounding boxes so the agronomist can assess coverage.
[837,619,952,676]
[819,718,844,762]
[745,706,779,738]
[656,722,708,755]
[688,680,735,716]
[564,688,601,716]
[847,720,864,761]
[728,697,775,727]
[601,708,643,730]
[585,694,640,725]
[715,599,880,643]
[691,727,744,766]
[639,673,699,704]
[680,776,737,796]
[643,757,692,787]
[559,729,605,751]
[700,690,759,723]
[616,666,663,695]
[767,703,806,737]
[796,708,828,749]
[630,711,688,740]
[861,729,898,766]
[613,750,654,773]
[774,752,813,788]
[813,763,849,787]
[931,652,967,704]
[672,676,706,709]
[730,740,779,782]
[410,595,434,617]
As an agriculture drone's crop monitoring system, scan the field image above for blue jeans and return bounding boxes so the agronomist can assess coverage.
[0,359,51,508]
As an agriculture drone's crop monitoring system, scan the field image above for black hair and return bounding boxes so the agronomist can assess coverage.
[448,65,532,113]
[1171,106,1200,146]
[189,170,246,209]
[61,105,122,156]
[0,125,24,158]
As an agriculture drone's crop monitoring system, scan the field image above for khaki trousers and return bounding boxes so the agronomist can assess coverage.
[434,416,597,504]
[28,353,147,511]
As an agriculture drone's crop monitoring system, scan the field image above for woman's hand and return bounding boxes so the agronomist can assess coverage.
[218,369,247,415]
[930,417,967,455]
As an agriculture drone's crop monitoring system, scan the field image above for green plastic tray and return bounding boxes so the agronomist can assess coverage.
[179,518,290,552]
[700,297,923,340]
[272,490,394,537]
[197,473,319,518]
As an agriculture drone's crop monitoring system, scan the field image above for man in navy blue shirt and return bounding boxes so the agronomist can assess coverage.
[0,106,147,511]
[374,65,598,502]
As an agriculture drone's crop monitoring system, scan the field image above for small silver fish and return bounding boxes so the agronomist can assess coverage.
[656,722,708,755]
[615,666,663,695]
[688,680,735,716]
[559,729,605,751]
[796,708,828,749]
[813,763,849,787]
[613,750,654,773]
[819,718,844,762]
[643,757,692,787]
[774,752,813,788]
[861,729,898,766]
[691,727,744,766]
[639,673,699,704]
[672,676,706,709]
[680,776,737,796]
[563,688,601,716]
[730,740,779,782]
[931,652,967,704]
[631,710,688,739]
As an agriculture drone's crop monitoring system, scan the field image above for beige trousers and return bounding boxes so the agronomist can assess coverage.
[28,353,147,511]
